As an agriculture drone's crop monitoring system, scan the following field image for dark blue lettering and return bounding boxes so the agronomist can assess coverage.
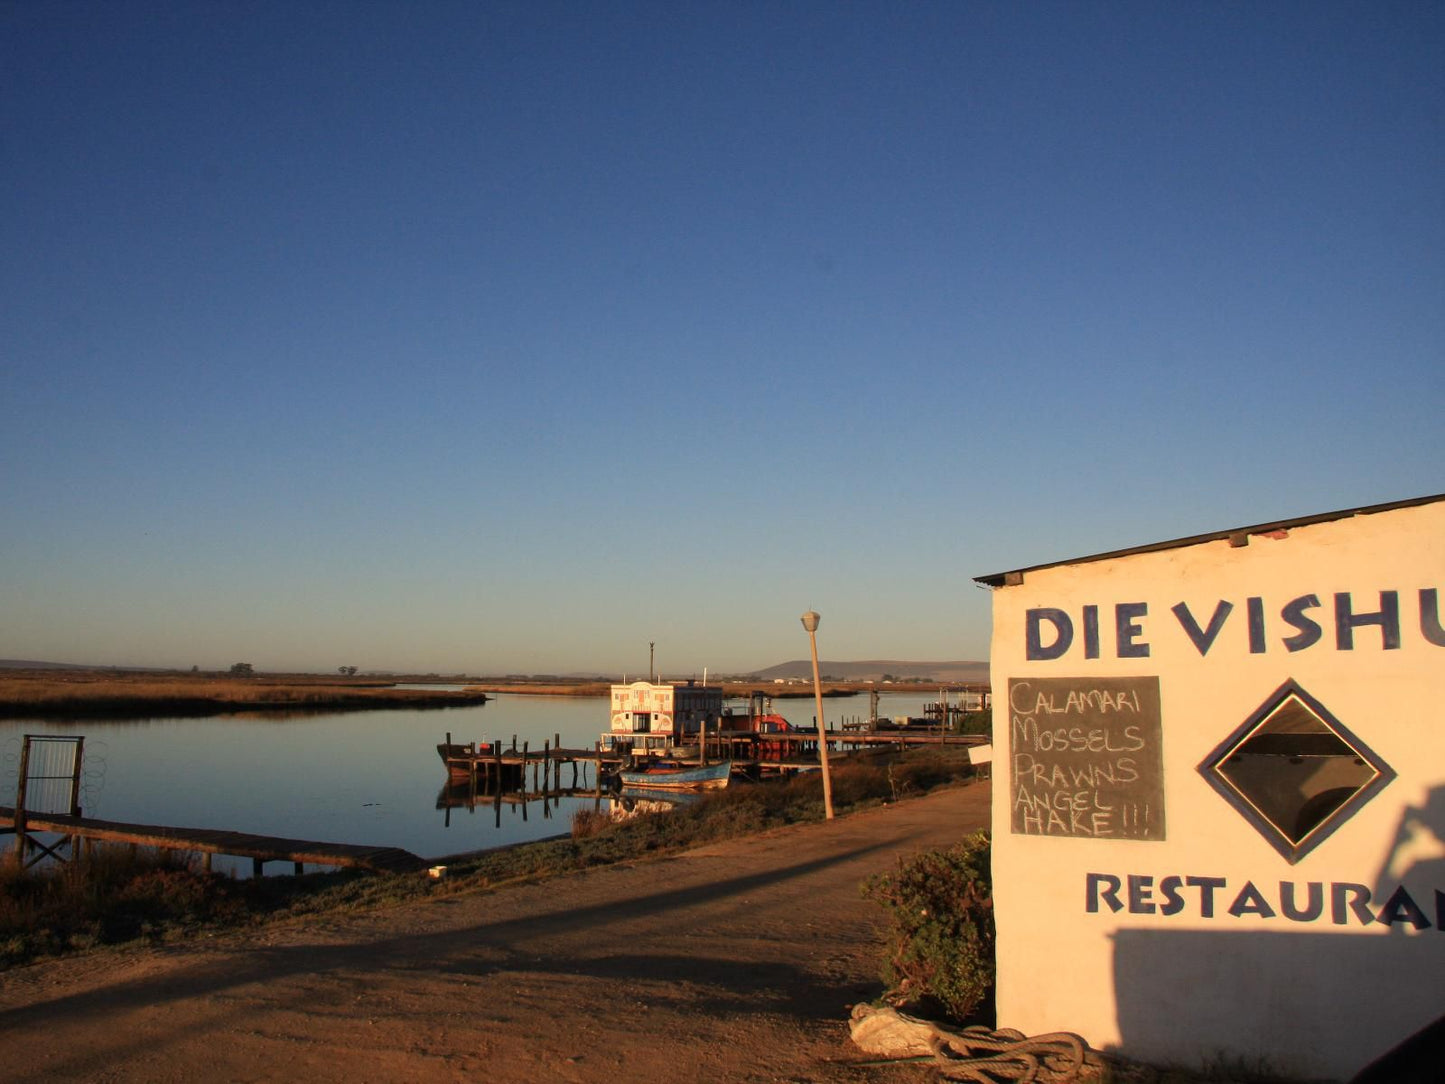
[1247,596,1266,653]
[1280,594,1323,653]
[1171,600,1233,656]
[1187,875,1227,918]
[1421,588,1445,647]
[1228,881,1276,918]
[1116,602,1150,658]
[1087,872,1122,913]
[1026,609,1073,661]
[1128,874,1156,914]
[1159,875,1186,916]
[1335,591,1401,650]
[1331,882,1375,926]
[1279,881,1323,922]
[1083,605,1100,659]
[1376,885,1432,930]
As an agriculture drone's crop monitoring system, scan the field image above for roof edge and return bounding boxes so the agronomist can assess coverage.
[973,491,1445,588]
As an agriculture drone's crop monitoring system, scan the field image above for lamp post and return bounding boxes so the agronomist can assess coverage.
[801,610,834,820]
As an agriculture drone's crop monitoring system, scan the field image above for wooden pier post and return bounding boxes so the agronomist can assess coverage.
[13,737,30,861]
[70,736,85,817]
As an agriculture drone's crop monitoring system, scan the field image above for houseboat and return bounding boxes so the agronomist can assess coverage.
[602,678,723,759]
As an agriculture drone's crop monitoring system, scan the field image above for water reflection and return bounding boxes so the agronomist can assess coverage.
[1,690,940,869]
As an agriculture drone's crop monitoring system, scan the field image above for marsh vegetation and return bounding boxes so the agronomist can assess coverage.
[0,669,489,718]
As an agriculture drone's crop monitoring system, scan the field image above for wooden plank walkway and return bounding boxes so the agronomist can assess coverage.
[0,806,427,875]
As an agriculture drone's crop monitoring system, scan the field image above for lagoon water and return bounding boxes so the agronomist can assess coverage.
[0,690,943,872]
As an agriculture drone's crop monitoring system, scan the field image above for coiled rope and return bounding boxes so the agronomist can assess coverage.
[928,1024,1089,1082]
[850,1005,1096,1082]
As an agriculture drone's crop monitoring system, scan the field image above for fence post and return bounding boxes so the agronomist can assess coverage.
[13,736,31,860]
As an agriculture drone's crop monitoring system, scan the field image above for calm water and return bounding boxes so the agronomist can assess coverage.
[0,690,945,870]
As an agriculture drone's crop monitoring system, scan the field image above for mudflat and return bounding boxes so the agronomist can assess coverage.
[0,782,990,1084]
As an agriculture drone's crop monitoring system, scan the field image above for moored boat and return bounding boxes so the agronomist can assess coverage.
[618,759,731,790]
[437,738,502,783]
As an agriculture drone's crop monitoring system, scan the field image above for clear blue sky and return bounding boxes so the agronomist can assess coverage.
[3,2,1441,675]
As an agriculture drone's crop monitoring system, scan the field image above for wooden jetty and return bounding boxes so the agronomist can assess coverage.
[711,727,985,759]
[439,725,987,799]
[0,805,427,876]
[439,731,623,793]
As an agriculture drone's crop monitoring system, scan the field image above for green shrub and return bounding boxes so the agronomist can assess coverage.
[863,831,994,1022]
[952,711,992,737]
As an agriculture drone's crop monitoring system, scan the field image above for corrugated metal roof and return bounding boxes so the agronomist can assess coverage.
[973,492,1445,588]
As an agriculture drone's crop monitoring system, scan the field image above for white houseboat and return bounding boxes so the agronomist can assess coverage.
[603,678,723,759]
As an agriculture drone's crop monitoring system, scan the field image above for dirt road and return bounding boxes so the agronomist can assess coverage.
[0,782,990,1083]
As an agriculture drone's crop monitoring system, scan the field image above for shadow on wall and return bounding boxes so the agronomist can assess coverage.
[1374,783,1445,910]
[1111,785,1445,1081]
[1113,928,1441,1080]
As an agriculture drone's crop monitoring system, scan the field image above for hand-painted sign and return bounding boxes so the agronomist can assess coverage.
[1009,676,1165,840]
[1085,871,1441,931]
[1024,588,1444,661]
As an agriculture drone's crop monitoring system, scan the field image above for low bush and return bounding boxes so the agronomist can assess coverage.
[863,830,995,1022]
[0,845,251,967]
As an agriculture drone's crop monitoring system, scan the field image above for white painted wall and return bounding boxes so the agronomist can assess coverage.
[986,500,1445,1079]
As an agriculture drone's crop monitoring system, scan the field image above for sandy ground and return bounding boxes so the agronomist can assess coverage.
[0,782,991,1083]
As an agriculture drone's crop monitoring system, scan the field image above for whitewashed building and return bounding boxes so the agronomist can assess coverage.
[975,493,1445,1079]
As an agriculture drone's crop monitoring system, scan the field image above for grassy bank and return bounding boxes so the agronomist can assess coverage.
[0,671,489,718]
[1,749,976,969]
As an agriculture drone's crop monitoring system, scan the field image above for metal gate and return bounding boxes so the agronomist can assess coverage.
[7,734,84,866]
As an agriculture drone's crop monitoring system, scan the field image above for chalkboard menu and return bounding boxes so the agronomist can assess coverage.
[1008,676,1165,840]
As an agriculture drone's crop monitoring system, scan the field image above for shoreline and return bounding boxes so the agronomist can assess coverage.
[0,668,986,719]
[0,691,491,720]
[472,680,902,699]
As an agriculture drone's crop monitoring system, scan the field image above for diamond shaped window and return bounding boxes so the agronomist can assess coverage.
[1199,680,1394,864]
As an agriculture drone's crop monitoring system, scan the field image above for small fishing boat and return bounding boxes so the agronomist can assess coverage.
[437,738,493,778]
[618,759,731,791]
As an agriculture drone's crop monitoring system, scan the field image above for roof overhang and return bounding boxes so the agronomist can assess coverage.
[973,492,1445,588]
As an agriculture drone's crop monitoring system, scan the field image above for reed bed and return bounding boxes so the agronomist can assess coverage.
[0,673,488,717]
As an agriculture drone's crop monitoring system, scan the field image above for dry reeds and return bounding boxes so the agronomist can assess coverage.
[570,807,613,839]
[0,672,488,718]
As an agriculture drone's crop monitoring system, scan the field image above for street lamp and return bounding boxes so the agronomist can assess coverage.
[801,610,835,820]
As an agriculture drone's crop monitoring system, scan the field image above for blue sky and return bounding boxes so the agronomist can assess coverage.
[2,2,1441,675]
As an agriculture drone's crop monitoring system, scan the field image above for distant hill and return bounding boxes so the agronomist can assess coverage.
[0,658,100,670]
[748,659,989,683]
